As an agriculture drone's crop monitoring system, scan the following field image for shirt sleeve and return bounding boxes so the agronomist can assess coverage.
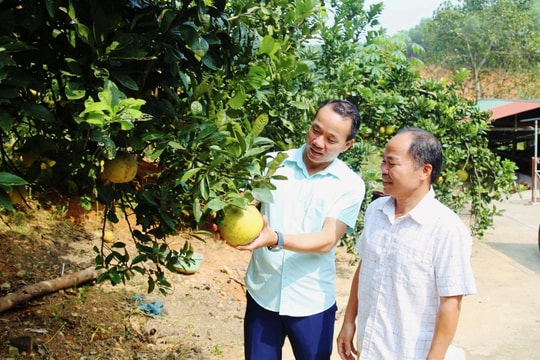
[331,175,365,230]
[433,212,477,297]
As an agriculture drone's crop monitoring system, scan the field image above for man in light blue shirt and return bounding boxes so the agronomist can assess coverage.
[236,100,366,359]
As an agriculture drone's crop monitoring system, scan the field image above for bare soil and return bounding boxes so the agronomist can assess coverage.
[0,198,357,359]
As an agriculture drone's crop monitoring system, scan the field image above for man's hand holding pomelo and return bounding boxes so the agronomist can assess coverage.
[216,203,273,249]
[235,215,277,251]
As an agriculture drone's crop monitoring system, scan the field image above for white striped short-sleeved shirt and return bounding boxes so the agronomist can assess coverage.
[355,189,477,359]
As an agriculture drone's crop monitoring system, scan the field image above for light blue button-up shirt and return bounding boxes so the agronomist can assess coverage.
[245,145,365,316]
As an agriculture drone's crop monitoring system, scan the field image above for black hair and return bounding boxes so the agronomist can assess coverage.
[397,127,443,184]
[317,100,360,141]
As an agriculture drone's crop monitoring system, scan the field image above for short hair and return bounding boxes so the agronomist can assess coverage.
[316,100,360,141]
[397,127,443,184]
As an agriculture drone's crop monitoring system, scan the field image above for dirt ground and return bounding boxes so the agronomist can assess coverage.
[0,198,357,359]
[2,189,539,360]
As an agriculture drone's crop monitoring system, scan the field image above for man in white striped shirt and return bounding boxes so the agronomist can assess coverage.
[337,127,477,360]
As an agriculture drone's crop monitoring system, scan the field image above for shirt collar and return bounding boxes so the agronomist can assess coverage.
[286,145,341,178]
[380,188,437,225]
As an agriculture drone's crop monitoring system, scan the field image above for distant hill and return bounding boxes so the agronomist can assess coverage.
[418,66,540,101]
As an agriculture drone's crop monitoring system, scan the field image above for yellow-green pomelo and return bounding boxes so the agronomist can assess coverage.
[103,230,114,243]
[385,125,396,135]
[220,204,263,246]
[456,169,469,182]
[103,151,138,183]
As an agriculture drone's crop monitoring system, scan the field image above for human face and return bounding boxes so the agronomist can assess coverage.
[304,104,354,174]
[381,132,430,199]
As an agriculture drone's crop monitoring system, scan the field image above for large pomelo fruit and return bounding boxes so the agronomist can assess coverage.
[103,151,138,183]
[219,204,263,246]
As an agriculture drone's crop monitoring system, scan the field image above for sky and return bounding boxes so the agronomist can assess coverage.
[363,0,454,35]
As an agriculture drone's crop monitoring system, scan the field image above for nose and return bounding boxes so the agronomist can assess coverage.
[311,135,324,148]
[380,162,388,174]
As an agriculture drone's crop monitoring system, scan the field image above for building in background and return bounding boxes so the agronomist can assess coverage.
[478,98,540,179]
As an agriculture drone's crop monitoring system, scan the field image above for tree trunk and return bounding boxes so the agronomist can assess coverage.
[0,266,104,313]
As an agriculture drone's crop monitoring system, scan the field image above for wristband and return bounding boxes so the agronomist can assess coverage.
[268,231,284,250]
[274,231,284,249]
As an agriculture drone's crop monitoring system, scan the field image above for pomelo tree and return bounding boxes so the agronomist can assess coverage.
[0,0,516,293]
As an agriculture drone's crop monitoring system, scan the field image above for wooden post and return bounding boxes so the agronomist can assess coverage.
[533,157,536,203]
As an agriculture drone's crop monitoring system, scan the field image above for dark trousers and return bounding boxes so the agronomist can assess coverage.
[244,291,337,360]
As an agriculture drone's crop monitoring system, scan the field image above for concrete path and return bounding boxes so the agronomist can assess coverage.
[455,190,540,359]
[283,190,540,359]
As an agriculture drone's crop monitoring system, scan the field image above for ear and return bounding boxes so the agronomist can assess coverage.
[421,163,433,180]
[342,139,354,152]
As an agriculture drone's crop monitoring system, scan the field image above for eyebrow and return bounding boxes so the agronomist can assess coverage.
[312,122,340,141]
[384,154,400,162]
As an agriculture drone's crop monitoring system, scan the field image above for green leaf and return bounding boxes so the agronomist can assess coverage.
[21,102,55,122]
[290,100,310,110]
[245,143,273,158]
[166,141,185,150]
[0,191,14,210]
[257,35,277,56]
[111,72,139,91]
[179,22,209,57]
[103,80,125,109]
[193,199,203,223]
[73,22,94,47]
[204,198,227,212]
[0,172,28,186]
[108,270,122,286]
[229,91,247,110]
[199,176,209,199]
[234,128,247,154]
[251,187,274,204]
[201,53,219,70]
[45,0,58,19]
[180,168,201,183]
[140,190,159,206]
[252,114,268,137]
[245,66,268,89]
[158,9,177,33]
[266,152,289,177]
[159,211,177,231]
[63,57,84,76]
[0,40,36,53]
[0,110,13,132]
[116,120,135,131]
[65,80,86,100]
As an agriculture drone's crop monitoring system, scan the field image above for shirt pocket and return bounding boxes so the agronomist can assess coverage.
[395,242,432,290]
[301,205,324,232]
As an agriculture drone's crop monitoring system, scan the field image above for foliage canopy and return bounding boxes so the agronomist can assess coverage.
[0,0,517,293]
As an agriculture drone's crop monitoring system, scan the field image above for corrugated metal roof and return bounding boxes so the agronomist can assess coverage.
[477,99,540,120]
[477,99,513,112]
[490,102,540,119]
[477,99,540,175]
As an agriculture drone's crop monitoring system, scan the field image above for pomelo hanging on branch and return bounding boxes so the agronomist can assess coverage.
[103,151,138,183]
[103,230,114,243]
[219,204,264,246]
